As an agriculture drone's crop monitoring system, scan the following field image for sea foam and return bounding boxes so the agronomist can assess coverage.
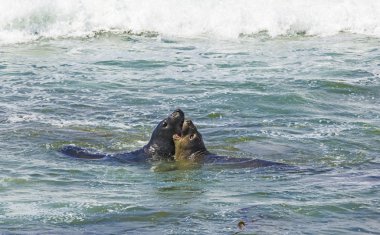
[1,0,380,44]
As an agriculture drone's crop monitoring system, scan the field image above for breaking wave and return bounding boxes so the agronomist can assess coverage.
[1,0,380,44]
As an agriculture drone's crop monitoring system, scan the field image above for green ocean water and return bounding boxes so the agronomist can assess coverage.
[0,33,379,234]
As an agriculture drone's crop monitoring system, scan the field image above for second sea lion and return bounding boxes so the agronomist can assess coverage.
[172,119,287,168]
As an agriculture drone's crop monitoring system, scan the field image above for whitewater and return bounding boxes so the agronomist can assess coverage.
[1,0,380,44]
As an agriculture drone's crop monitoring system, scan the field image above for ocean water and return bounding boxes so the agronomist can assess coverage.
[1,1,380,234]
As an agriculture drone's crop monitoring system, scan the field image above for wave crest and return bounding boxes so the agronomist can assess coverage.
[1,0,380,44]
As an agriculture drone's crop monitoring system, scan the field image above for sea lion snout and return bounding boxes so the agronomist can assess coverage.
[171,109,184,118]
[179,119,198,137]
[170,109,184,136]
[183,119,196,131]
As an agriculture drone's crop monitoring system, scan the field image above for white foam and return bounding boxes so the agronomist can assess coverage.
[1,0,380,44]
[48,119,132,130]
[7,113,41,123]
[6,112,132,130]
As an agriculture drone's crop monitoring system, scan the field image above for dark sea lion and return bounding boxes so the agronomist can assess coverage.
[172,119,287,168]
[59,109,185,162]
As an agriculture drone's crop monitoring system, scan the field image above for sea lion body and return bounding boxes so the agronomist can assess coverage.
[173,120,286,168]
[60,109,185,162]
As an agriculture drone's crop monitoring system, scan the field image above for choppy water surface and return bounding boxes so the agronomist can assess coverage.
[1,33,379,234]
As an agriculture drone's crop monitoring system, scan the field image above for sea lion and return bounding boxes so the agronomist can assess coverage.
[172,119,287,168]
[60,109,185,162]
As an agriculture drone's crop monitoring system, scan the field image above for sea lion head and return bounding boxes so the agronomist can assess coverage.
[173,119,208,162]
[146,109,185,160]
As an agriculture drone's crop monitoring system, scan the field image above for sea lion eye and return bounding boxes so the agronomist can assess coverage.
[162,121,168,127]
[189,134,195,140]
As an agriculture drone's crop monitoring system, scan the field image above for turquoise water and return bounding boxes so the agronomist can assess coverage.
[1,33,380,234]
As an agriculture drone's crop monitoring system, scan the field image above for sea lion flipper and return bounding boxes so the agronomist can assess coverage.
[59,145,107,160]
